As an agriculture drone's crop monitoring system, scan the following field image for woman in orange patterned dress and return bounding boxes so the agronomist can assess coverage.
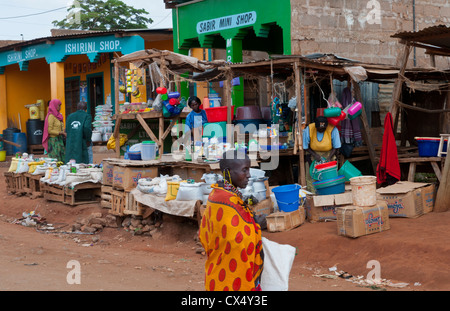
[199,150,264,291]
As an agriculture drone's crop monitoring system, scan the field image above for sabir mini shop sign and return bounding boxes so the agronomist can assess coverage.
[197,11,257,34]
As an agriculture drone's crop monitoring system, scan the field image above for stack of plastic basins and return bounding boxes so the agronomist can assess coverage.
[312,161,345,195]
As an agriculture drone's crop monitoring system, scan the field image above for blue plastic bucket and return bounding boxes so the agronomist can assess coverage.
[12,132,27,154]
[416,137,440,157]
[313,175,345,195]
[272,184,301,212]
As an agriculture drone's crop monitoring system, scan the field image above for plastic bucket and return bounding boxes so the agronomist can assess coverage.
[141,141,157,160]
[203,122,226,139]
[12,132,27,154]
[0,150,5,162]
[349,176,377,206]
[311,161,338,181]
[338,160,362,181]
[272,184,301,212]
[314,161,337,170]
[315,167,338,181]
[415,137,440,157]
[313,175,345,195]
[205,106,234,123]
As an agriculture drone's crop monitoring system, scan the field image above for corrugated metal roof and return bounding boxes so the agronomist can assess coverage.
[392,24,450,51]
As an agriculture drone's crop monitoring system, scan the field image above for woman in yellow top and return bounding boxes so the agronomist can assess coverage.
[199,150,264,291]
[42,99,66,162]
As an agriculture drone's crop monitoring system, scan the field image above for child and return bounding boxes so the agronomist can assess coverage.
[185,96,208,139]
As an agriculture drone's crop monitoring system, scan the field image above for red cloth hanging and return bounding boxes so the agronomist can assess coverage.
[376,112,401,184]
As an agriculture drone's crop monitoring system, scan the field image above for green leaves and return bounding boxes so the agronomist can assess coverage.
[52,0,154,30]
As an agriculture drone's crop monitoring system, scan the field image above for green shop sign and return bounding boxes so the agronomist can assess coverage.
[0,34,144,68]
[197,11,257,34]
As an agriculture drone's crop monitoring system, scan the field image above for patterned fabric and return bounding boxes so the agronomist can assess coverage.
[340,87,362,145]
[199,183,264,291]
[47,136,65,162]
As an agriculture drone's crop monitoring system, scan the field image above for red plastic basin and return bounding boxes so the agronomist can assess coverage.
[315,161,337,170]
[205,106,235,123]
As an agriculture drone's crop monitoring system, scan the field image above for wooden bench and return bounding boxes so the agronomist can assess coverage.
[398,157,444,182]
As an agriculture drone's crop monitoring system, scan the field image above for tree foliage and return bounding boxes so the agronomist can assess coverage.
[52,0,153,30]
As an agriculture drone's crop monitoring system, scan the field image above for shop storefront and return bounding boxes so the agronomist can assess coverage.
[0,29,172,153]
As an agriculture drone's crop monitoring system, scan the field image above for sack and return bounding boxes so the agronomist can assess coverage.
[261,237,296,291]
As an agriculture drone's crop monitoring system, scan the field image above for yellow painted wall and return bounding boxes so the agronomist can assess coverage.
[191,48,209,101]
[0,75,7,132]
[3,58,51,134]
[50,62,65,118]
[64,53,112,107]
[144,39,173,51]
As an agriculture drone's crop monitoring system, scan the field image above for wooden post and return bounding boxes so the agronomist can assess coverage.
[352,80,377,175]
[224,71,232,143]
[159,115,165,156]
[294,62,306,186]
[435,156,449,212]
[113,61,121,158]
[114,115,122,158]
[114,61,120,116]
[389,43,411,135]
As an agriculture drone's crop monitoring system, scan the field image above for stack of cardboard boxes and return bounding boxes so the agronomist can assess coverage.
[303,177,436,238]
[376,182,435,218]
[336,176,390,238]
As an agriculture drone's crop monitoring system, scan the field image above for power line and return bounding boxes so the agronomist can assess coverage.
[0,6,67,20]
[148,12,171,29]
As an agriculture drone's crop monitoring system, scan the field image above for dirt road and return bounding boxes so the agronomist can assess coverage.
[1,165,449,292]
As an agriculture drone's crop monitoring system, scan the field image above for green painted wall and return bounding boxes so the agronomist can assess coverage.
[172,0,291,107]
[173,0,291,55]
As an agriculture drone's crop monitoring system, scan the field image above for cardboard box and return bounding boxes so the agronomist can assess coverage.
[336,200,390,238]
[376,182,432,218]
[266,207,305,232]
[250,197,273,216]
[171,166,221,182]
[102,161,115,186]
[420,184,436,214]
[305,191,353,222]
[113,165,159,191]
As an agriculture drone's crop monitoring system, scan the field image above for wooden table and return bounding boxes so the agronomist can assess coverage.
[112,111,188,157]
[398,156,444,182]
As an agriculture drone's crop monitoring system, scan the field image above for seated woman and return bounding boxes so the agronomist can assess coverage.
[198,149,264,291]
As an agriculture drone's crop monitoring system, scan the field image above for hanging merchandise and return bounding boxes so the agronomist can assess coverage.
[157,87,185,117]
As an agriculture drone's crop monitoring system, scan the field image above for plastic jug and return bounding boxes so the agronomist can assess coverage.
[141,141,157,160]
[29,106,40,119]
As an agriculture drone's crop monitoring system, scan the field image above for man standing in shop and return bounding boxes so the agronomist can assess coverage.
[303,116,341,163]
[303,116,341,191]
[65,102,92,164]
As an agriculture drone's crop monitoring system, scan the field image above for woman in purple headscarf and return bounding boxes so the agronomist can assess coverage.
[42,99,66,162]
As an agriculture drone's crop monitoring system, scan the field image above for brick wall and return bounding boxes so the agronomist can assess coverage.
[291,0,450,69]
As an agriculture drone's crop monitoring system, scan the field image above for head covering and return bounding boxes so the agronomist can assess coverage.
[42,99,63,152]
[315,116,328,129]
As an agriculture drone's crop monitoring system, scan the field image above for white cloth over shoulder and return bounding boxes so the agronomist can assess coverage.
[261,237,296,291]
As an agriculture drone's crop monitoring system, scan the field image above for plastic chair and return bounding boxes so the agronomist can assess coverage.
[437,134,450,157]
